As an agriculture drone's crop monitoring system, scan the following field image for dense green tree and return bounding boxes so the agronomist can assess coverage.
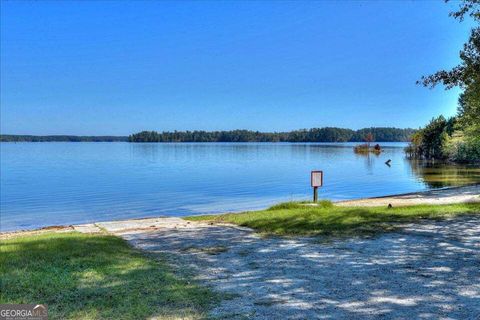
[413,0,480,163]
[458,76,480,140]
[407,116,454,160]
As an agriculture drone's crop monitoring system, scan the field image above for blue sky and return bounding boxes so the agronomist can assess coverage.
[0,1,474,135]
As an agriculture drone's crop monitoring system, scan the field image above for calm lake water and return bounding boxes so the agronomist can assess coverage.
[1,142,480,231]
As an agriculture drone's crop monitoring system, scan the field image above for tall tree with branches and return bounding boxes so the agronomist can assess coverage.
[419,0,480,90]
[409,1,480,162]
[419,0,480,151]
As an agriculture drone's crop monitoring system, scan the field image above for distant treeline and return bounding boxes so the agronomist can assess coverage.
[129,127,416,143]
[0,127,415,143]
[0,135,128,142]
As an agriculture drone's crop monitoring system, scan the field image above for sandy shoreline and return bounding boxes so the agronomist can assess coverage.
[1,184,479,239]
[336,183,480,207]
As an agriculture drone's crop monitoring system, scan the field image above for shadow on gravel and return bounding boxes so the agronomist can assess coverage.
[124,216,480,319]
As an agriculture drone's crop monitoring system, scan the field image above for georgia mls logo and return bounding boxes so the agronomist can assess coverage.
[32,305,47,318]
[0,304,48,320]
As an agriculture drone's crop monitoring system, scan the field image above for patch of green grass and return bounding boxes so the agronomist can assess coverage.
[0,232,217,319]
[186,202,480,237]
[266,201,310,211]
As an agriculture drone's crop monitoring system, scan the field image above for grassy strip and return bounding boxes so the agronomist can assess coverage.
[0,232,216,319]
[186,201,480,236]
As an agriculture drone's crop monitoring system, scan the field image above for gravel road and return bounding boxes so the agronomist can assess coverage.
[99,215,480,319]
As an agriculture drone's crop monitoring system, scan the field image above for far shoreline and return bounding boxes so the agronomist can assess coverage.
[1,127,415,143]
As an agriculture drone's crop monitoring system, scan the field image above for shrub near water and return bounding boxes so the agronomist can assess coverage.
[446,137,480,163]
[354,144,382,155]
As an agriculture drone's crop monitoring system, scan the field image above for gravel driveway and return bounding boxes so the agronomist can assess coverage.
[99,215,480,319]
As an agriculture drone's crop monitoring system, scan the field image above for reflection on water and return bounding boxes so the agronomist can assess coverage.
[1,142,479,231]
[354,152,381,173]
[408,160,480,188]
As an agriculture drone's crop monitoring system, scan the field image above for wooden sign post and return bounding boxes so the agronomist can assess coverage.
[311,171,323,202]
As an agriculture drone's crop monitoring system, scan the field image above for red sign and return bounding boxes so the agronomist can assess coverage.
[311,171,323,187]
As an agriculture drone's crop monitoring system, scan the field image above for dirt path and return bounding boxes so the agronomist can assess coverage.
[88,215,480,319]
[337,184,480,207]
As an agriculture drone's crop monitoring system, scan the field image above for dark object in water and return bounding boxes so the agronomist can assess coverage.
[385,159,392,167]
[388,203,393,208]
[374,144,381,151]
